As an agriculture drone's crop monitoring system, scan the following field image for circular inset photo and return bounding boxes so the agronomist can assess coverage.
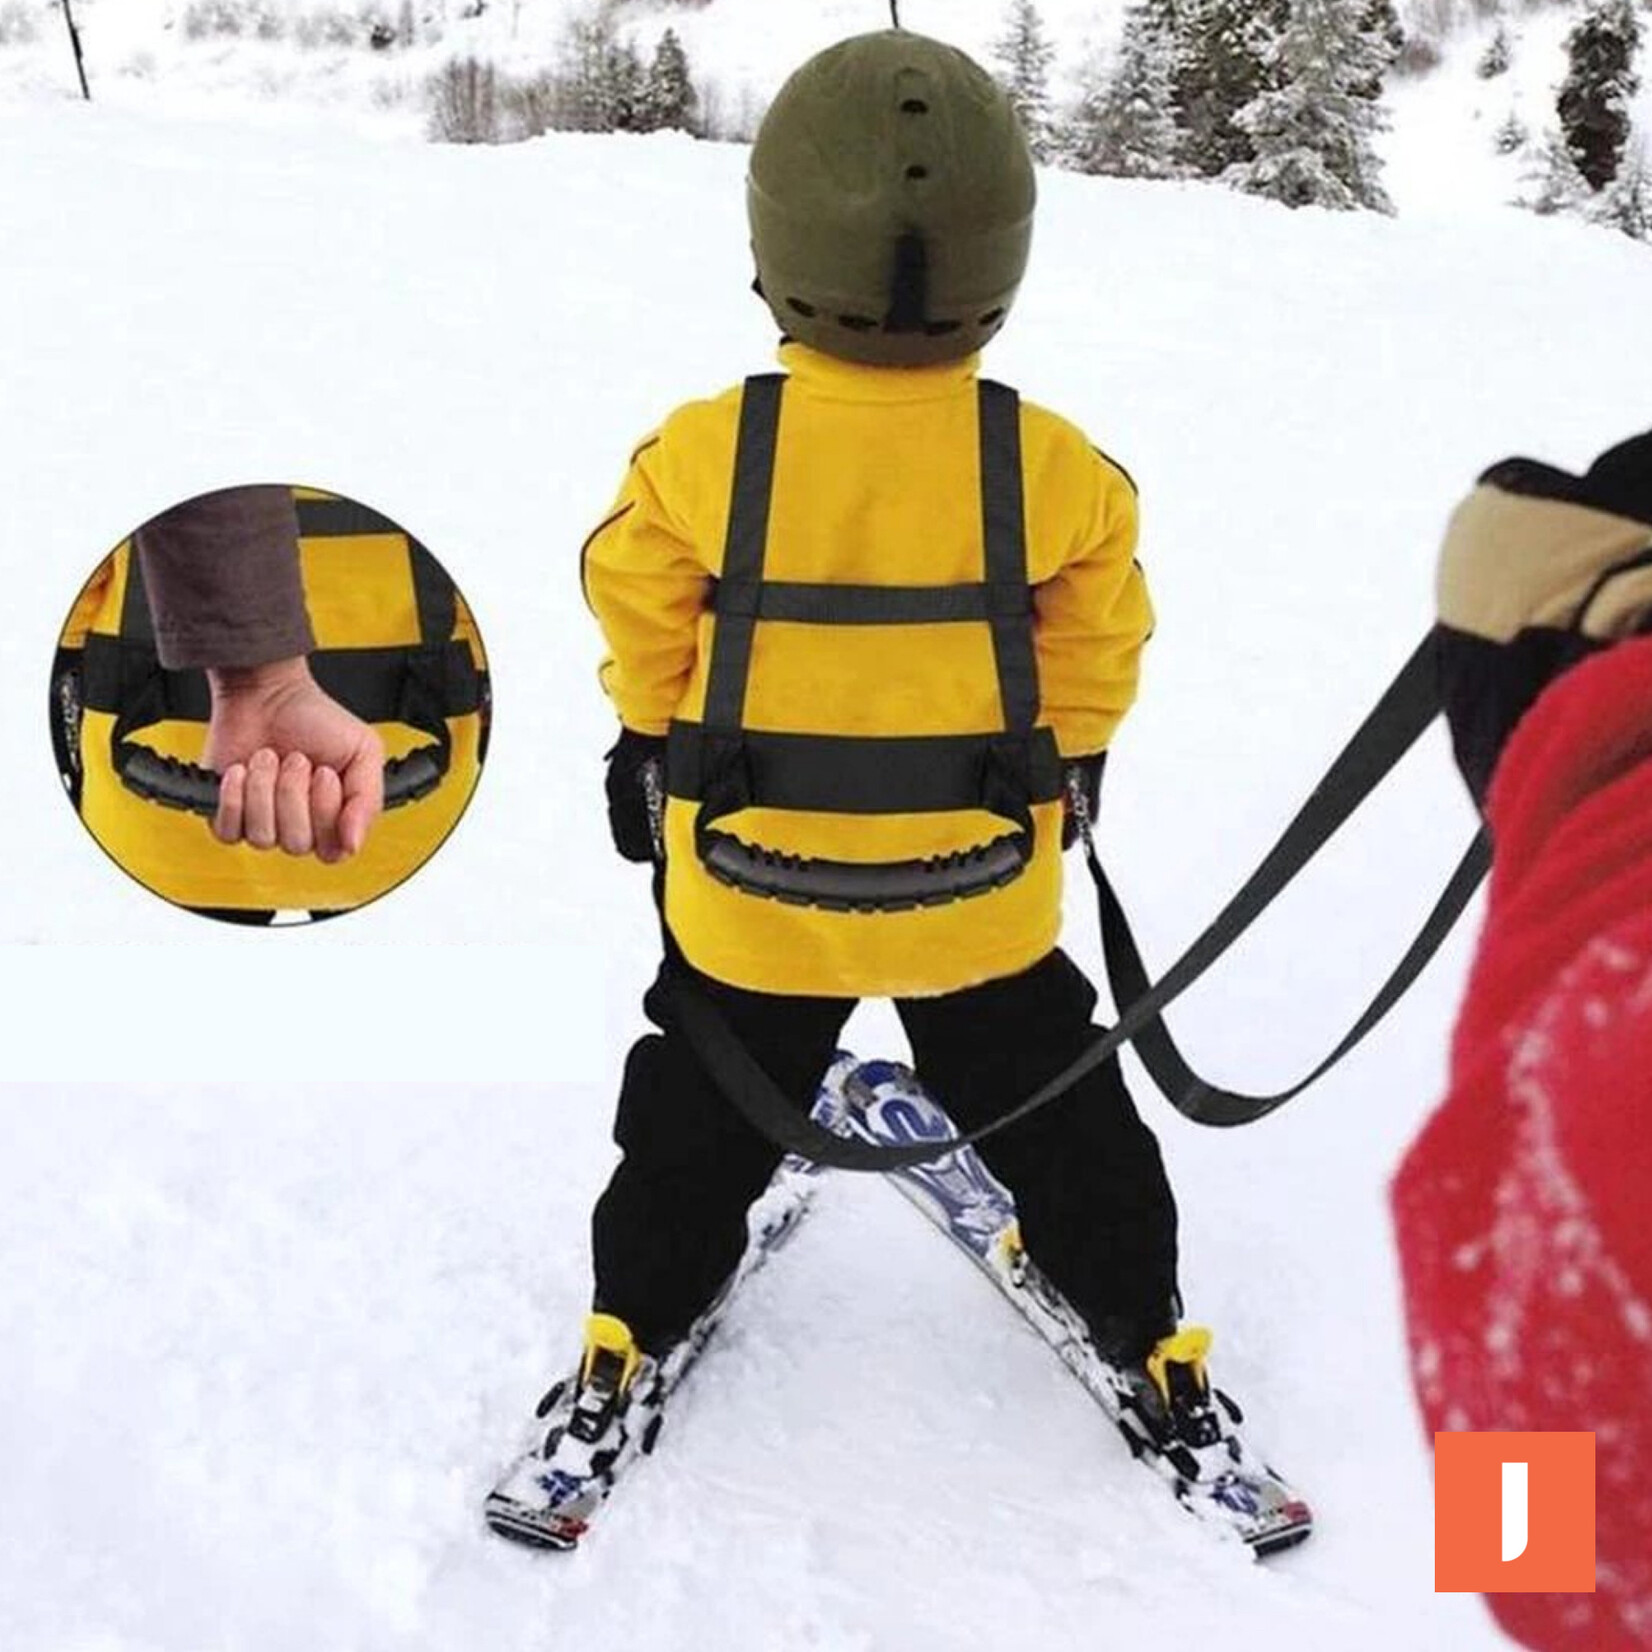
[49,485,490,926]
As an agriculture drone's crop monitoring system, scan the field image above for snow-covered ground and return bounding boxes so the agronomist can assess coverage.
[1,92,1650,1652]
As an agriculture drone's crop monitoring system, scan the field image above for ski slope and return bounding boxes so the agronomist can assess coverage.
[1,103,1649,1651]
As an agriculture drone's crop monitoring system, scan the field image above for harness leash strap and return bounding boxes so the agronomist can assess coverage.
[1089,634,1491,1125]
[665,633,1489,1167]
[1089,831,1490,1128]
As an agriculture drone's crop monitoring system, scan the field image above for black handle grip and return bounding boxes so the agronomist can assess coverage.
[116,743,445,817]
[699,829,1031,912]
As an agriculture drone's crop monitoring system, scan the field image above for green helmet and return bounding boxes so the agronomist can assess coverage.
[747,30,1037,368]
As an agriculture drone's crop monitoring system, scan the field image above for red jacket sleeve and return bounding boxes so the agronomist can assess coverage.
[1392,634,1652,1652]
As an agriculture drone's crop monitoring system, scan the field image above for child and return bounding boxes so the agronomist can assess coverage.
[488,28,1282,1550]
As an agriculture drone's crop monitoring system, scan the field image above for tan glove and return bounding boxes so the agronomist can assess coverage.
[1434,432,1652,805]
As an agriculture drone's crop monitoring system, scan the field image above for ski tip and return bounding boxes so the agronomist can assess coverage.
[1248,1504,1314,1560]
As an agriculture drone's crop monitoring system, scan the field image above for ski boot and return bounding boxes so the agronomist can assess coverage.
[1106,1326,1313,1555]
[484,1312,661,1551]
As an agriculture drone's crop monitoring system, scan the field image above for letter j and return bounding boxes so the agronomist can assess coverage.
[1502,1462,1529,1562]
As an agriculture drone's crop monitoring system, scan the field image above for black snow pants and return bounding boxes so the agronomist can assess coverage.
[591,948,1180,1365]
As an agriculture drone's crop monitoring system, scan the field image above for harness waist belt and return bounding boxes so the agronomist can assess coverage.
[666,723,1062,817]
[79,637,485,724]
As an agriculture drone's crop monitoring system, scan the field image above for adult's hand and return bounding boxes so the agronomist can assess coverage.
[1434,429,1652,806]
[203,657,385,861]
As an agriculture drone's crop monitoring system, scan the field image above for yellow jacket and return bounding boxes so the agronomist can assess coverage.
[583,343,1150,997]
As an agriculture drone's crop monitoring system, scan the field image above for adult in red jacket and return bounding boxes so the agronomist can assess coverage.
[1394,432,1652,1651]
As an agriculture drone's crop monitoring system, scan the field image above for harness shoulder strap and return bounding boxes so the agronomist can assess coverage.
[702,374,785,731]
[293,493,460,649]
[978,380,1039,734]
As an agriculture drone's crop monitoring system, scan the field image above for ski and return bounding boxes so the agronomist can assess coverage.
[839,1057,1314,1558]
[482,1055,853,1552]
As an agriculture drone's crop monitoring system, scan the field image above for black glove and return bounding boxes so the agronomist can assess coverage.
[605,729,667,863]
[1060,751,1107,850]
[1435,430,1652,806]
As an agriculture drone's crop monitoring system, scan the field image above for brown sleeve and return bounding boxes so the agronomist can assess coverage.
[134,486,315,670]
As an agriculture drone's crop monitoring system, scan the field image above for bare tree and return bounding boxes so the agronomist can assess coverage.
[61,0,91,101]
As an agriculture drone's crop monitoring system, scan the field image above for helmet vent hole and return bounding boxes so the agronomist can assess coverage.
[924,320,961,337]
[838,314,879,332]
[787,298,818,318]
[901,98,928,114]
[905,164,929,180]
[978,308,1005,326]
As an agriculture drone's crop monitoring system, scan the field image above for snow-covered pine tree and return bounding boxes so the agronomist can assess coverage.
[1062,10,1182,178]
[1477,23,1512,80]
[1173,0,1281,176]
[607,36,646,131]
[1556,0,1641,192]
[554,11,647,133]
[1222,0,1395,210]
[1524,128,1592,216]
[1355,0,1403,100]
[1594,140,1651,238]
[1494,108,1528,155]
[993,0,1058,162]
[640,27,697,133]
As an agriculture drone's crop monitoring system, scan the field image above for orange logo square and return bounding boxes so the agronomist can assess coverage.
[1435,1432,1595,1593]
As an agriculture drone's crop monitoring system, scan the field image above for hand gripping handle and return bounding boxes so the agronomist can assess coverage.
[115,741,446,817]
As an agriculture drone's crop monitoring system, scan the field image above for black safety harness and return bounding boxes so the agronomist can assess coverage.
[661,376,1491,1167]
[666,373,1062,911]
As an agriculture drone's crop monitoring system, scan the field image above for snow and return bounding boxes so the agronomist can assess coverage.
[2,87,1650,1652]
[0,0,1129,136]
[1382,5,1652,216]
[614,0,1124,109]
[6,0,1650,223]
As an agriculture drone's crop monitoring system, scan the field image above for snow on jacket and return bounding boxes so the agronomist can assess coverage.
[581,341,1149,998]
[1393,437,1652,1649]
